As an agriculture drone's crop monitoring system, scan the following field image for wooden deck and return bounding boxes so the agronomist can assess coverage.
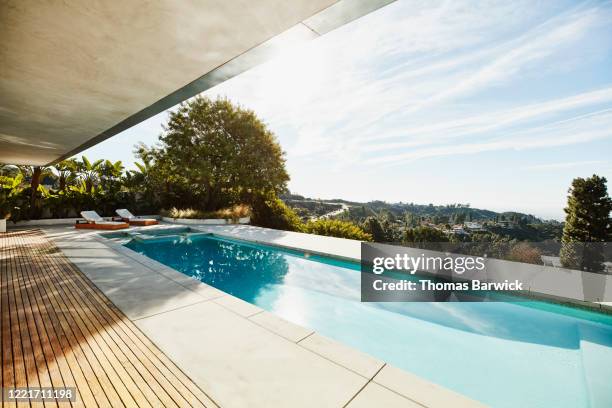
[1,230,217,408]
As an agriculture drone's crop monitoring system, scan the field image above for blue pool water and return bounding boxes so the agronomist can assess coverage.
[123,234,612,408]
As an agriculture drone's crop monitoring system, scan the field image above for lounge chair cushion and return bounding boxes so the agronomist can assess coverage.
[81,210,104,222]
[116,208,135,219]
[116,209,157,224]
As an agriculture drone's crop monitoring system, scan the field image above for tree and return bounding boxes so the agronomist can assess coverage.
[404,211,418,227]
[403,226,449,244]
[560,175,612,272]
[124,159,159,212]
[15,165,54,218]
[455,212,466,224]
[362,216,386,242]
[137,96,289,211]
[54,159,78,192]
[402,226,450,251]
[77,156,104,193]
[98,160,124,194]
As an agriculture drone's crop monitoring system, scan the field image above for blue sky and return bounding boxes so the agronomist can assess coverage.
[81,0,612,220]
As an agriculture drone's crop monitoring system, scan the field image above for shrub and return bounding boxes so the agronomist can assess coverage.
[161,204,252,221]
[250,194,304,232]
[507,242,543,265]
[304,219,372,241]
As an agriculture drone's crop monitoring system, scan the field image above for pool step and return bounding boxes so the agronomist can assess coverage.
[133,234,182,243]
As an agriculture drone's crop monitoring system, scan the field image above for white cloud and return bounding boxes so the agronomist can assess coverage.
[205,0,611,171]
[359,90,612,149]
[365,110,612,165]
[413,5,604,109]
[522,161,605,171]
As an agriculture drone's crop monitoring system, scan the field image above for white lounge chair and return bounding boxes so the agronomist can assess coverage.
[115,209,158,226]
[76,211,129,230]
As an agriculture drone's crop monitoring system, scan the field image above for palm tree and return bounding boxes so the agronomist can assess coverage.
[125,159,159,211]
[77,156,104,193]
[129,160,153,185]
[99,160,125,191]
[0,163,19,177]
[54,159,78,192]
[15,165,54,217]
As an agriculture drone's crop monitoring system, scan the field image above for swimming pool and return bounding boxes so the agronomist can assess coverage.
[123,233,612,408]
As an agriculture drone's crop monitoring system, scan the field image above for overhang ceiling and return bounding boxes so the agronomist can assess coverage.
[0,0,394,165]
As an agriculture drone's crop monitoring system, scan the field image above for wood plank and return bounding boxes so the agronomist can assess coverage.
[16,233,87,408]
[8,231,115,407]
[1,230,215,408]
[19,238,121,408]
[6,236,30,408]
[37,248,154,408]
[13,237,54,408]
[1,234,16,408]
[43,261,177,407]
[58,258,216,408]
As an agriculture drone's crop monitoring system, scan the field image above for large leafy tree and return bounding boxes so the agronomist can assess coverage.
[137,97,289,210]
[560,175,612,272]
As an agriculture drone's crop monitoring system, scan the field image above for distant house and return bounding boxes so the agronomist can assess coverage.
[451,225,468,235]
[465,221,485,231]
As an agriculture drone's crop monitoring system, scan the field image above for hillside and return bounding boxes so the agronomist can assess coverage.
[281,194,547,225]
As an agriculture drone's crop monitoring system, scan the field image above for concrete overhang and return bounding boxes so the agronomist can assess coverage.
[0,0,394,166]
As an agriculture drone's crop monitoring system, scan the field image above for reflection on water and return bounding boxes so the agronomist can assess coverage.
[125,235,612,408]
[126,235,612,347]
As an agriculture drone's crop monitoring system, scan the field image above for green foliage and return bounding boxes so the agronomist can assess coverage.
[136,96,289,211]
[0,171,24,219]
[282,199,343,220]
[251,194,372,241]
[124,158,159,213]
[362,216,387,242]
[304,219,372,241]
[54,159,78,191]
[161,205,252,221]
[250,193,304,232]
[0,156,155,222]
[560,175,612,272]
[77,156,104,193]
[403,226,449,245]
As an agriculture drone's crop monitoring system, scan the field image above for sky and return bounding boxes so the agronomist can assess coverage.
[80,0,612,221]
